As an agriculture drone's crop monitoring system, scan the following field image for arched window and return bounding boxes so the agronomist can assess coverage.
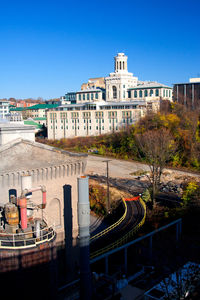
[113,86,117,99]
[150,89,153,96]
[123,61,125,69]
[144,90,148,97]
[139,90,143,98]
[134,90,137,98]
[156,89,159,96]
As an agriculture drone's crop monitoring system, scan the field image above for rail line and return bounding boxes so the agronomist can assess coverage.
[90,197,146,259]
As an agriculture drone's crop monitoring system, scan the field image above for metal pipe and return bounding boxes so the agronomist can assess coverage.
[21,185,47,209]
[77,176,92,300]
[19,197,27,230]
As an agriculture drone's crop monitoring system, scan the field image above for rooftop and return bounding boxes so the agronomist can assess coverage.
[129,81,172,90]
[25,103,59,110]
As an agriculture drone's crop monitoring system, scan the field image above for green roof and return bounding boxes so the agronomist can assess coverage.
[10,107,25,111]
[33,117,47,120]
[24,120,43,129]
[25,103,59,110]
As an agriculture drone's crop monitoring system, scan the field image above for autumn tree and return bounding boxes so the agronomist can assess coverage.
[136,128,176,206]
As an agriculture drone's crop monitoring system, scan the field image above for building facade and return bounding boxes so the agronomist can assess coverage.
[0,100,9,119]
[173,78,200,110]
[47,101,146,139]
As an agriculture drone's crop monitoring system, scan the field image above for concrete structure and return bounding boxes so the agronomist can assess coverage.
[105,53,138,102]
[0,138,87,243]
[173,78,200,110]
[81,77,105,90]
[105,53,172,102]
[0,122,35,146]
[47,101,146,139]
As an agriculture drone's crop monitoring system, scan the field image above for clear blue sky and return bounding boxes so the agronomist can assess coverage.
[0,0,200,99]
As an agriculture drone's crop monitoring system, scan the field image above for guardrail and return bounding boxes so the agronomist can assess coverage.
[0,226,56,250]
[90,198,127,242]
[90,197,146,259]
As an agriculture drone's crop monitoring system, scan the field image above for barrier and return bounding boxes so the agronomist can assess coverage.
[90,198,127,242]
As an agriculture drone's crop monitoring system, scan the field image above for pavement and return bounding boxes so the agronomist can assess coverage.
[85,155,149,179]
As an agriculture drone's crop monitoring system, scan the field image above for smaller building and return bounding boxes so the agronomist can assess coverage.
[0,100,9,119]
[173,78,200,110]
[24,103,59,119]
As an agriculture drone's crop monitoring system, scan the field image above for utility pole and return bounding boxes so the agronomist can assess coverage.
[103,160,111,214]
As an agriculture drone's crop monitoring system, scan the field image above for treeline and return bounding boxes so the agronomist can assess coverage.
[39,103,200,171]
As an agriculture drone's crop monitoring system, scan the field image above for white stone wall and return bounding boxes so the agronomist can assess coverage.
[0,160,87,242]
[0,124,35,146]
[47,107,145,140]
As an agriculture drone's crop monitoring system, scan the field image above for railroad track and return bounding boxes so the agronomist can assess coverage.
[90,198,146,258]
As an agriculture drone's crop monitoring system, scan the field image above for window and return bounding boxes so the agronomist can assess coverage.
[169,90,171,97]
[113,86,117,99]
[87,93,89,100]
[83,94,85,100]
[139,90,143,98]
[144,90,148,97]
[156,89,159,96]
[79,94,81,101]
[128,90,131,98]
[166,90,168,97]
[150,89,153,96]
[96,126,98,130]
[163,89,165,97]
[134,90,137,98]
[123,91,125,98]
[91,93,93,100]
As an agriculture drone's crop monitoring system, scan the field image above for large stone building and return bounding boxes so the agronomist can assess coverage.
[173,77,200,110]
[0,127,87,243]
[47,53,172,140]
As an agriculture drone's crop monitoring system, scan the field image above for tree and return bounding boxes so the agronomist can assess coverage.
[136,128,176,206]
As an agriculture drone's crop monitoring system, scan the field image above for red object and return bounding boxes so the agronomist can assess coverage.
[42,191,46,208]
[125,196,140,201]
[19,198,27,230]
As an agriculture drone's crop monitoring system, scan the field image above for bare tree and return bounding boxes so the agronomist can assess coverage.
[136,128,176,205]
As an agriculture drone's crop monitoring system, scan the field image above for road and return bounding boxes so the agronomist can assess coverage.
[85,155,149,179]
[85,154,200,181]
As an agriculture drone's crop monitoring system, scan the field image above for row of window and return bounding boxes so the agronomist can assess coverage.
[78,92,99,101]
[129,89,171,98]
[50,110,137,120]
